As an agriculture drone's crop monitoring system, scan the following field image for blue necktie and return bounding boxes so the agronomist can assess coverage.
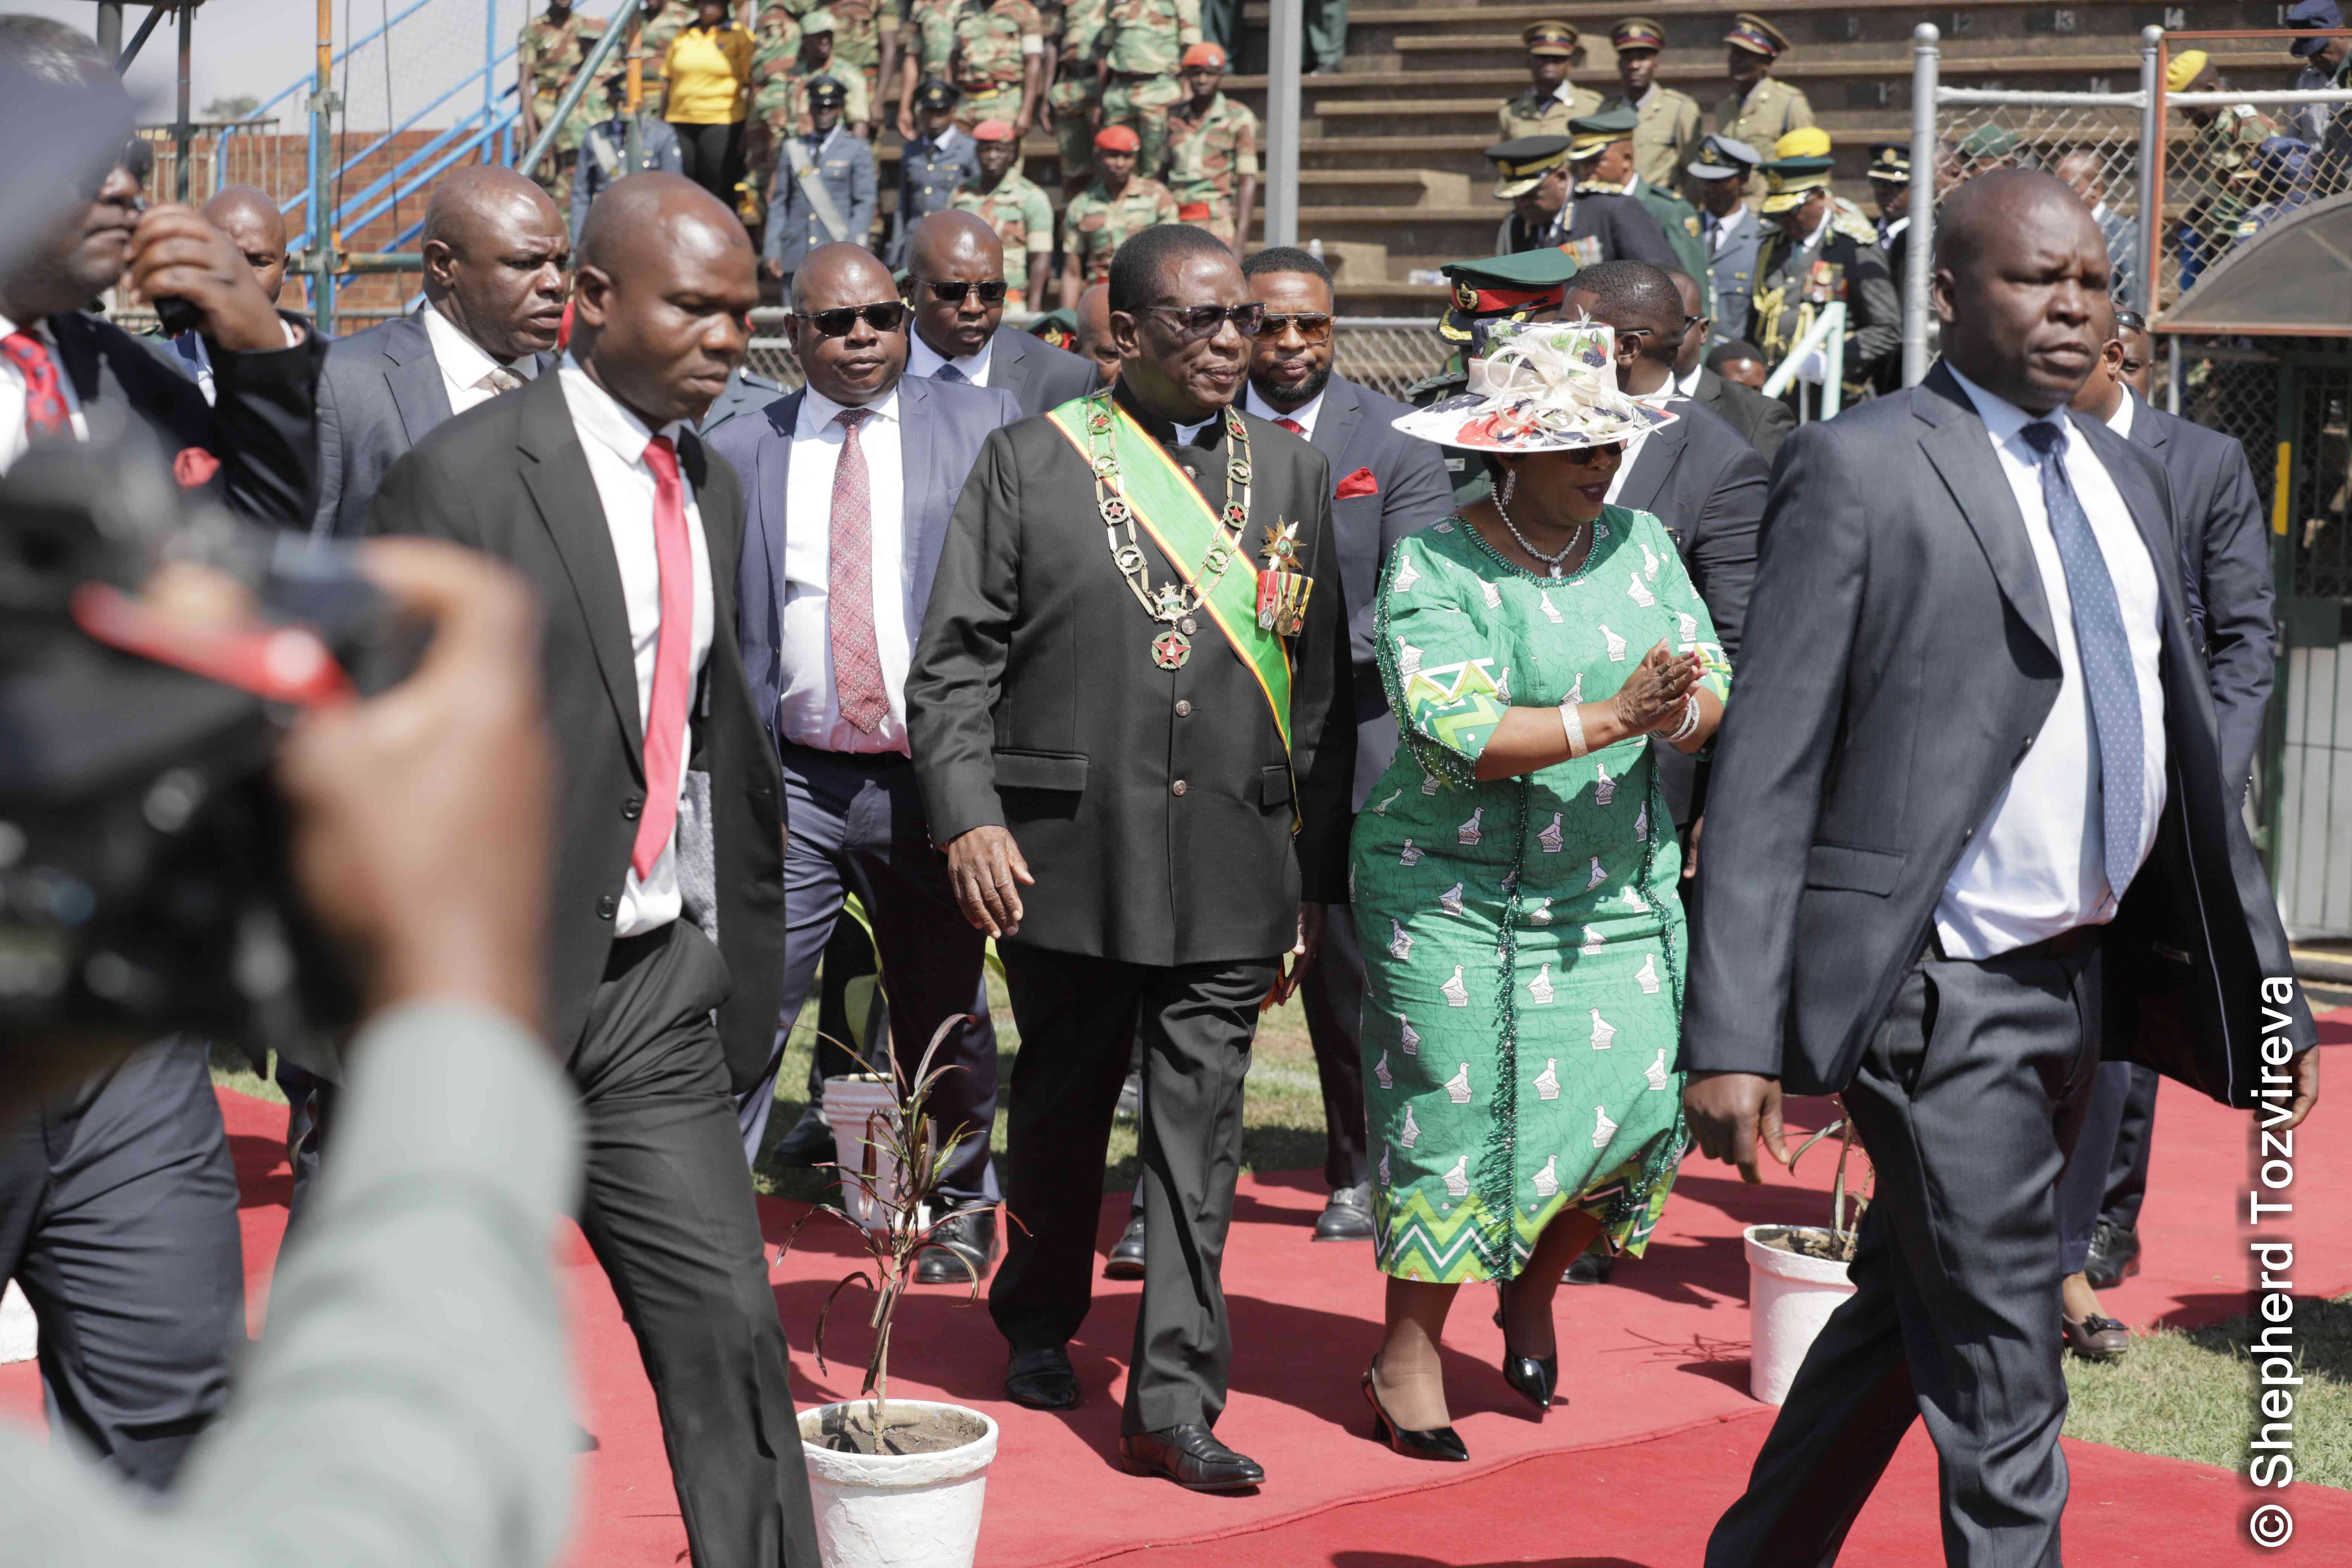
[935,363,966,384]
[2018,419,2144,902]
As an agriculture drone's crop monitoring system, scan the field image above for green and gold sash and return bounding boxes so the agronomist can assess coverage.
[1045,395,1294,755]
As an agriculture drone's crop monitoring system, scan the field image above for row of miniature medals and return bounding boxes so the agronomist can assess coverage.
[1085,394,1310,671]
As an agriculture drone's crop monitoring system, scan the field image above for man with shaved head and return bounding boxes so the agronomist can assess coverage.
[161,184,298,404]
[367,174,818,1566]
[1686,168,2317,1565]
[1072,280,1119,385]
[900,208,1094,415]
[309,164,569,536]
[712,239,1022,1285]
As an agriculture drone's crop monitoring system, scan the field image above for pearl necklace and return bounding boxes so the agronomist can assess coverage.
[1492,486,1592,579]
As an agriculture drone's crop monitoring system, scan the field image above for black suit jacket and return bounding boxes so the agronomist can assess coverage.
[1690,364,1795,465]
[363,373,786,1091]
[1684,361,2313,1105]
[905,381,1355,965]
[2125,393,2275,798]
[49,311,317,527]
[1612,393,1770,826]
[1302,373,1457,810]
[981,323,1098,418]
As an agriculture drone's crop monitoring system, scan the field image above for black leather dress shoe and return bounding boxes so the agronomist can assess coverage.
[2084,1219,2141,1291]
[1102,1214,1147,1280]
[1118,1423,1265,1491]
[1314,1183,1375,1242]
[1005,1346,1081,1410]
[2063,1313,2132,1361]
[914,1208,997,1285]
[767,1102,836,1168]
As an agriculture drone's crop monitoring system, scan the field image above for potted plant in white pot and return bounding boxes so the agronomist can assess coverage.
[781,1016,1001,1568]
[1743,1103,1873,1405]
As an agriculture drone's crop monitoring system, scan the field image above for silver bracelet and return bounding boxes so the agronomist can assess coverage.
[1652,692,1701,745]
[1559,698,1589,760]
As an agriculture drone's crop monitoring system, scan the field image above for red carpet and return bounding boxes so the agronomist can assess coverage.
[3,1008,2344,1566]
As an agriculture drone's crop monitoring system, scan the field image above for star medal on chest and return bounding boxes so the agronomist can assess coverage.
[1090,394,1253,670]
[1254,518,1312,635]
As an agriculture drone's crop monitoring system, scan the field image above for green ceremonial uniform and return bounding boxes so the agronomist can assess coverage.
[1601,86,1703,195]
[1099,0,1201,182]
[1626,175,1710,312]
[920,0,1045,129]
[1165,90,1257,245]
[1061,173,1179,283]
[1049,0,1110,181]
[1750,202,1901,403]
[955,170,1057,304]
[519,6,616,204]
[1499,82,1604,143]
[1714,76,1812,196]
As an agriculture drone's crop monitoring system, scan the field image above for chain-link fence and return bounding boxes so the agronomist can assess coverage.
[1916,93,2152,306]
[743,316,1452,402]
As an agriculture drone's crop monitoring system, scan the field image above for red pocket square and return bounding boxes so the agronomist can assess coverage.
[172,447,220,487]
[1334,466,1380,500]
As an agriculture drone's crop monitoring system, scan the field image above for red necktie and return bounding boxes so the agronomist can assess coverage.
[1274,416,1305,436]
[632,436,695,879]
[3,331,71,439]
[828,409,890,734]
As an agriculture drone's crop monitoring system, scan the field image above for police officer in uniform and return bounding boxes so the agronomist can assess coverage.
[1865,142,1918,391]
[892,78,983,266]
[1601,16,1702,195]
[1498,20,1602,141]
[1686,133,1761,349]
[1745,136,1900,406]
[1715,12,1811,198]
[1403,248,1580,505]
[763,75,879,280]
[570,73,686,242]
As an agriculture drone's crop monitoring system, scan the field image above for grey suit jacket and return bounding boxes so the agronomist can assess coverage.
[1684,361,2313,1104]
[2125,392,2275,798]
[1691,364,1795,464]
[310,310,550,538]
[1613,394,1770,826]
[981,323,1098,418]
[713,372,1022,759]
[1303,373,1458,810]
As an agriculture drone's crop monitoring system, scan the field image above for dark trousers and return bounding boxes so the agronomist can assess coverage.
[1297,902,1370,1190]
[991,943,1276,1435]
[1706,940,2102,1568]
[2101,1061,2161,1231]
[579,922,819,1568]
[0,1037,243,1490]
[734,746,997,1204]
[2056,1058,2138,1276]
[673,118,745,207]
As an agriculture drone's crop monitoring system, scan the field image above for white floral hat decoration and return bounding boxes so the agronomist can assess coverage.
[1392,318,1677,453]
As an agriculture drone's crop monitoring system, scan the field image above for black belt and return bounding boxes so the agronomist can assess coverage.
[1926,923,2101,964]
[781,740,911,770]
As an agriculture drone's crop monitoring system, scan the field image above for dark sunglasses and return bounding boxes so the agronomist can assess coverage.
[794,301,907,336]
[1145,302,1266,338]
[912,277,1009,306]
[1259,311,1333,343]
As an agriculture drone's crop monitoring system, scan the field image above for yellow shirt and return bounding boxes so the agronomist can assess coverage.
[663,24,752,123]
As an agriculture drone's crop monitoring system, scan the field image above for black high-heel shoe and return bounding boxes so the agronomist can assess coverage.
[1361,1362,1469,1462]
[1494,1285,1560,1412]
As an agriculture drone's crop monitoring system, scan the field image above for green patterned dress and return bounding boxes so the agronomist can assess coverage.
[1349,504,1731,1284]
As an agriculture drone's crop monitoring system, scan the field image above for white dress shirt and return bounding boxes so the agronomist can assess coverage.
[1169,413,1213,446]
[1937,365,2168,959]
[907,328,995,388]
[1675,364,1703,397]
[778,383,914,754]
[0,312,91,470]
[2104,389,2136,439]
[425,300,536,415]
[559,358,715,938]
[1243,382,1325,438]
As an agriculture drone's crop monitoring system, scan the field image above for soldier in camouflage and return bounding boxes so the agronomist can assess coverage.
[907,0,1047,134]
[517,1,618,207]
[955,118,1057,308]
[1715,13,1812,199]
[1098,0,1201,184]
[2170,50,2286,289]
[748,10,872,220]
[1058,122,1177,305]
[780,0,896,127]
[1746,138,1900,405]
[635,0,691,113]
[1046,0,1110,196]
[1165,42,1256,254]
[1498,20,1602,142]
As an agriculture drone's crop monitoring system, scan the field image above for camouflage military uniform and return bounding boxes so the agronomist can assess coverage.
[1049,0,1110,183]
[1498,82,1603,142]
[921,0,1045,130]
[778,0,894,114]
[637,3,691,109]
[519,6,616,205]
[2184,103,2282,273]
[1165,90,1257,245]
[955,170,1057,305]
[1061,173,1178,283]
[1099,0,1200,182]
[1749,202,1900,401]
[1714,76,1813,198]
[1600,86,1703,195]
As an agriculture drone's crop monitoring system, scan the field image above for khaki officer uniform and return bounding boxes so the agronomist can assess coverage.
[1714,13,1812,199]
[1498,20,1603,141]
[1598,17,1701,194]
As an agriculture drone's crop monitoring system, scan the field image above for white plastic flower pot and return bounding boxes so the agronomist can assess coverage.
[799,1400,998,1568]
[1743,1223,1857,1406]
[820,1075,902,1231]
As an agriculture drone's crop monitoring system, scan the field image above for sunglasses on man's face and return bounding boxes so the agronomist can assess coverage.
[1145,302,1266,339]
[795,301,907,337]
[1259,311,1333,343]
[914,277,1009,306]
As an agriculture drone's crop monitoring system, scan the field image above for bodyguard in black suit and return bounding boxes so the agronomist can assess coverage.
[366,176,816,1568]
[900,211,1098,416]
[1666,266,1794,464]
[906,226,1354,1491]
[311,167,569,537]
[1684,173,2317,1567]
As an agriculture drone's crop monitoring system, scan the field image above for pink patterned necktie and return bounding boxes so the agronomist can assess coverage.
[1274,416,1305,436]
[632,435,695,878]
[3,331,71,438]
[828,408,891,733]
